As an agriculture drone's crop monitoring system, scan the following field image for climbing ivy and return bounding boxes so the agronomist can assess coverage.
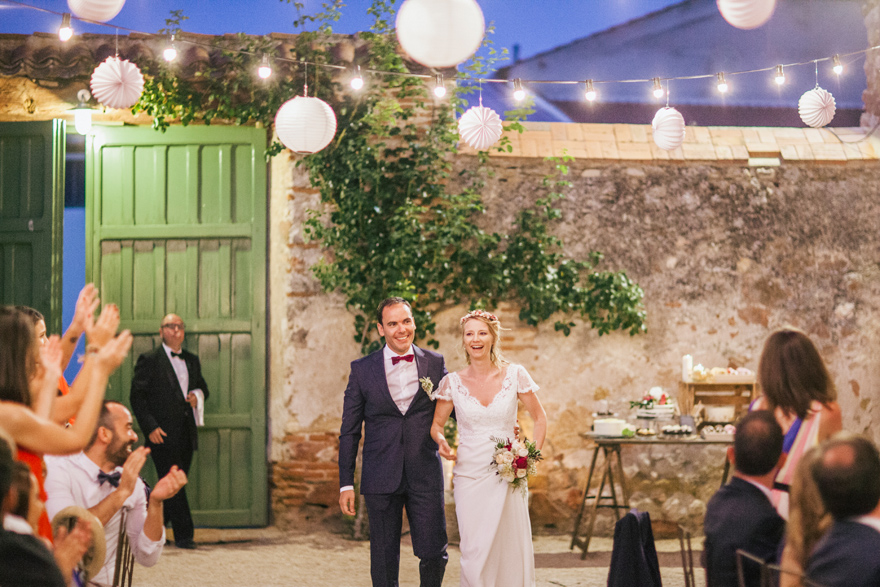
[132,1,646,355]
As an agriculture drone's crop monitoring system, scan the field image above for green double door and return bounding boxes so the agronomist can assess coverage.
[86,126,268,526]
[0,121,65,332]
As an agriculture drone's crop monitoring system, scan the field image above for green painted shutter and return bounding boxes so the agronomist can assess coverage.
[0,121,65,332]
[86,126,267,526]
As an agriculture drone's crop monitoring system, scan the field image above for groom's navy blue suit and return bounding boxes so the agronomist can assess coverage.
[339,344,448,587]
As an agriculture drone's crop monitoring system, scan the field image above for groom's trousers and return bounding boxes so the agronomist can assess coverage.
[363,481,448,587]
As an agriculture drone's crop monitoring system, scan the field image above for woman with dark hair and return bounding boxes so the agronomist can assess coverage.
[752,327,842,518]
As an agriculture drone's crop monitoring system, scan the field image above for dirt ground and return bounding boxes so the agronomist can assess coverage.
[136,527,704,587]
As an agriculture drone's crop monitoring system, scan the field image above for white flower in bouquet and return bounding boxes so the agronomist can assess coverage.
[527,464,537,476]
[516,468,527,478]
[494,453,505,465]
[517,447,529,457]
[501,452,515,464]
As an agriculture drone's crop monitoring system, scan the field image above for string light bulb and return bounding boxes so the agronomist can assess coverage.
[163,35,177,62]
[584,79,596,102]
[774,64,785,85]
[513,78,525,101]
[350,65,364,90]
[652,77,664,99]
[832,55,843,75]
[433,74,446,98]
[257,54,272,79]
[58,13,73,42]
[716,72,728,93]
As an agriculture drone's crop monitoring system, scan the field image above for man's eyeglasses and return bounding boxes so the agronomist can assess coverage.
[161,324,185,332]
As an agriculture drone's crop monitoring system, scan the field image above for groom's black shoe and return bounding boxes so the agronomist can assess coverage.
[175,538,198,549]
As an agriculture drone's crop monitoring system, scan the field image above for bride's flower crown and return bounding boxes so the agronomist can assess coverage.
[460,309,498,324]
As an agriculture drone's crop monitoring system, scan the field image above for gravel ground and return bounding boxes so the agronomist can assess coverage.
[136,528,705,587]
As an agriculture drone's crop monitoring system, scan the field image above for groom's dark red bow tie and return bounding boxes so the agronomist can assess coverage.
[391,354,414,365]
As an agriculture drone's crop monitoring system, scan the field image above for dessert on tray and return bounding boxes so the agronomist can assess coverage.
[689,365,755,383]
[593,418,629,436]
[630,387,676,419]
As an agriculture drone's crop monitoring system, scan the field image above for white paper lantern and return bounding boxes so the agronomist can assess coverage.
[717,0,776,30]
[67,0,126,23]
[396,0,485,68]
[652,107,686,151]
[798,87,836,128]
[89,56,143,110]
[274,96,337,154]
[458,105,503,151]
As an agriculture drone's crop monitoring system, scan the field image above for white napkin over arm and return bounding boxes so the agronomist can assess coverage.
[191,388,205,426]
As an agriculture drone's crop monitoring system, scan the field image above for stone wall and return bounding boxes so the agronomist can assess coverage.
[863,0,880,127]
[271,122,880,533]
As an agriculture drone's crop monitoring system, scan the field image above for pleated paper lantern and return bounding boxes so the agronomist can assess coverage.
[274,96,337,154]
[798,87,836,128]
[458,105,503,151]
[396,0,485,68]
[652,107,686,151]
[717,0,776,30]
[67,0,126,22]
[90,56,143,110]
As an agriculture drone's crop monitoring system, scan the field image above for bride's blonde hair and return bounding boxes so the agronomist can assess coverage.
[459,309,507,368]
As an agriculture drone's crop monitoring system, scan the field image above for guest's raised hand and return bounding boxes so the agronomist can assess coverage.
[86,304,120,350]
[151,465,187,503]
[40,335,64,380]
[30,335,63,416]
[118,446,149,499]
[94,330,133,372]
[71,284,100,333]
[52,518,93,582]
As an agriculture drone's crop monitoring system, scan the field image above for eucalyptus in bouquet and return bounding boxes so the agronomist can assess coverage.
[489,436,542,494]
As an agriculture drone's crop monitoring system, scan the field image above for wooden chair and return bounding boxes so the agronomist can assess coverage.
[677,524,697,587]
[766,563,828,587]
[735,549,771,587]
[112,509,135,587]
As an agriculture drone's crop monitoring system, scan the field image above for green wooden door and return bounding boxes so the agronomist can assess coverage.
[86,126,267,526]
[0,121,65,332]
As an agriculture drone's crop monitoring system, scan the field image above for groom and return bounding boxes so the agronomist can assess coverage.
[338,297,449,587]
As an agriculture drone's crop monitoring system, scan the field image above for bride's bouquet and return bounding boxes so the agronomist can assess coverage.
[489,436,542,494]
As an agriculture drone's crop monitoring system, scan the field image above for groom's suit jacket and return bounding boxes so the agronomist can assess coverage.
[339,345,447,495]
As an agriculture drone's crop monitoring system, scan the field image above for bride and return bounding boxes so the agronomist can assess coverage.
[430,309,547,587]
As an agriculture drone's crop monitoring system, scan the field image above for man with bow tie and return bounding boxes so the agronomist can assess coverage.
[338,297,449,587]
[130,314,210,550]
[45,401,187,586]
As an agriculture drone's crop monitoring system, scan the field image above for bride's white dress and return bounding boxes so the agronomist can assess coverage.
[435,364,538,587]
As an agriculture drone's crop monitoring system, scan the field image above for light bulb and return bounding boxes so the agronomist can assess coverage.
[652,77,664,99]
[832,55,843,76]
[584,79,596,102]
[350,65,364,90]
[258,54,272,79]
[716,72,728,93]
[163,35,177,62]
[513,78,525,101]
[58,13,73,42]
[433,74,446,98]
[774,65,785,85]
[70,89,92,136]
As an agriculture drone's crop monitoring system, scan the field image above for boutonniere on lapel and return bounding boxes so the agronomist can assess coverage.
[420,377,435,400]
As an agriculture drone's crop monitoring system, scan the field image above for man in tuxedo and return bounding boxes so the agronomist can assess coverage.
[703,410,786,587]
[130,314,209,550]
[806,434,880,587]
[338,297,448,587]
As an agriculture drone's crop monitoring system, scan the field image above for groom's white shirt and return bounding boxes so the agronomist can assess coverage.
[340,343,419,494]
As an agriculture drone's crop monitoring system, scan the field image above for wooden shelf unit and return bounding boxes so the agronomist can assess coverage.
[678,380,758,421]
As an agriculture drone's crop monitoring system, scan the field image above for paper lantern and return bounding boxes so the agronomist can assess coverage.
[90,56,143,110]
[458,105,503,151]
[396,0,485,68]
[67,0,126,23]
[798,87,836,128]
[274,96,337,154]
[717,0,776,30]
[652,107,686,151]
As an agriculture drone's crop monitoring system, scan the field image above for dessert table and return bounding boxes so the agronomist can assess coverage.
[569,433,734,558]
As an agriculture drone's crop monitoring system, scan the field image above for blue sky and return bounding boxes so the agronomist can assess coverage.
[0,0,683,62]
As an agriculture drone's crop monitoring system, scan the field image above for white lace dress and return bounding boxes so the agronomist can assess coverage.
[435,364,539,587]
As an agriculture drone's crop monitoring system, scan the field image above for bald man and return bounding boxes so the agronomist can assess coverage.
[130,314,209,549]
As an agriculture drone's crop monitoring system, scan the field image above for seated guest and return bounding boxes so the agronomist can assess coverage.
[806,434,880,587]
[45,401,188,587]
[2,461,42,535]
[704,410,787,587]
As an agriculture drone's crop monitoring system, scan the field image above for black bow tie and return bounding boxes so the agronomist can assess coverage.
[170,351,182,358]
[98,470,122,487]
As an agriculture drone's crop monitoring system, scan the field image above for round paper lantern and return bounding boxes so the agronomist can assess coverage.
[274,96,337,154]
[396,0,485,68]
[67,0,126,22]
[717,0,776,30]
[458,105,503,151]
[90,56,143,110]
[652,107,686,151]
[798,87,836,128]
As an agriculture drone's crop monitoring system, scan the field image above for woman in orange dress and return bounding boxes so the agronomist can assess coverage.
[751,328,843,519]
